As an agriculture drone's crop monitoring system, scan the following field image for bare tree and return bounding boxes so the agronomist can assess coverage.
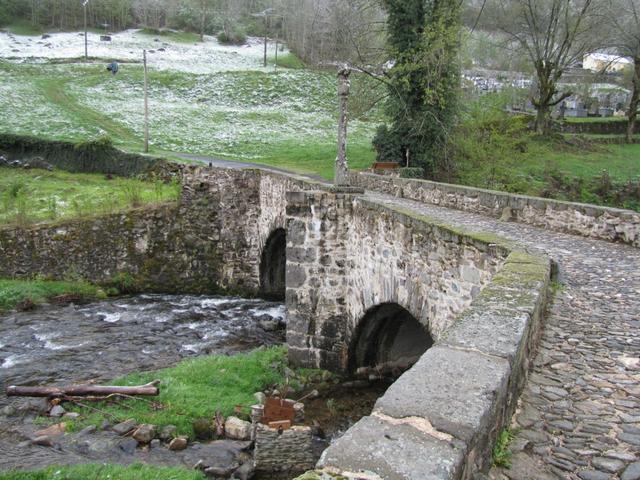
[492,0,603,134]
[604,0,640,142]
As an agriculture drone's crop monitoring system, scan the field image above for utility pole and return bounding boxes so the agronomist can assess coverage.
[83,0,89,60]
[274,37,278,72]
[334,66,351,186]
[143,49,149,153]
[263,16,268,67]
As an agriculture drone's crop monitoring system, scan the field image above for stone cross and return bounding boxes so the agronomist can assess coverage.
[334,66,351,186]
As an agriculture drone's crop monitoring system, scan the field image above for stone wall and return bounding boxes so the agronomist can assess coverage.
[315,208,552,479]
[0,167,319,295]
[349,172,640,247]
[560,120,638,135]
[285,191,510,373]
[0,133,166,177]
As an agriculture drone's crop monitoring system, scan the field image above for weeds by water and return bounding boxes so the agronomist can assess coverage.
[0,279,102,312]
[63,347,289,437]
[0,463,205,480]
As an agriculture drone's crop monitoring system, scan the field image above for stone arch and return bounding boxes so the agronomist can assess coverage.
[348,303,434,375]
[259,228,286,300]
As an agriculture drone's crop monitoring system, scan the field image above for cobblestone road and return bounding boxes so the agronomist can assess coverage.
[366,192,640,480]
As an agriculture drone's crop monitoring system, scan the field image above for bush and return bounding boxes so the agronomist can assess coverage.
[400,167,425,179]
[217,23,246,45]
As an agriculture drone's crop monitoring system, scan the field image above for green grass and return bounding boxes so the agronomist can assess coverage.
[136,28,202,44]
[63,347,288,437]
[0,279,103,312]
[270,52,306,69]
[0,463,205,480]
[257,140,376,180]
[4,20,43,36]
[0,167,180,225]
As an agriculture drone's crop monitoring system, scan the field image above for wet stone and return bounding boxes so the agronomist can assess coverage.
[621,462,640,480]
[578,471,612,480]
[592,457,625,473]
[112,419,137,436]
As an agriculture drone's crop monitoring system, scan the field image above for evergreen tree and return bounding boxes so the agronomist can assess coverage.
[373,0,461,177]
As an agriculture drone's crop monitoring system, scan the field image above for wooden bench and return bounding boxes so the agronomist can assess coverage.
[372,162,400,171]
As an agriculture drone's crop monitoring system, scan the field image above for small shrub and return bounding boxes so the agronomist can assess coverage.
[274,52,305,69]
[400,167,425,179]
[109,272,139,294]
[46,196,58,220]
[492,428,516,468]
[217,23,246,45]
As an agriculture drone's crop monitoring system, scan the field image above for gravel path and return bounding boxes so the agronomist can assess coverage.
[364,192,640,480]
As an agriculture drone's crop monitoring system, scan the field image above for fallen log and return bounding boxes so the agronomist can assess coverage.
[354,355,421,380]
[6,380,160,398]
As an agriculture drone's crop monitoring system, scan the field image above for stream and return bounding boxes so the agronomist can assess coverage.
[0,294,286,471]
[0,295,385,477]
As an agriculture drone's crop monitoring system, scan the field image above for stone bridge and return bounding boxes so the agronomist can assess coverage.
[1,166,638,480]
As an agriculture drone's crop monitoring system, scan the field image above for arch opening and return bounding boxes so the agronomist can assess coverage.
[259,228,286,300]
[349,303,433,377]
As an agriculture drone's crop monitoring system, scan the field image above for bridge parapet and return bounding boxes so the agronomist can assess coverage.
[350,171,640,247]
[286,190,552,480]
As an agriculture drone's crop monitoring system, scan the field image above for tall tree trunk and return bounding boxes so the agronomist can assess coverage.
[534,104,551,135]
[627,58,640,144]
[200,0,207,41]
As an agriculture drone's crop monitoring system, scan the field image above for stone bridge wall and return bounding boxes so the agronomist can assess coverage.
[349,172,640,247]
[0,167,309,294]
[285,191,510,372]
[306,200,552,480]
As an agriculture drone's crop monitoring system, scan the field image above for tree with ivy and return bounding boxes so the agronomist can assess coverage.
[373,0,461,177]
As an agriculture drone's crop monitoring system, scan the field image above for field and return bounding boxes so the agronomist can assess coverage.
[0,29,378,178]
[0,167,180,225]
[0,28,637,205]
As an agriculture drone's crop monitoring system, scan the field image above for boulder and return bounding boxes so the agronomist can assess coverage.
[232,462,255,480]
[35,423,66,437]
[49,405,65,417]
[204,463,239,478]
[169,436,188,451]
[31,435,54,447]
[118,437,138,454]
[112,418,137,436]
[132,424,157,444]
[225,416,251,441]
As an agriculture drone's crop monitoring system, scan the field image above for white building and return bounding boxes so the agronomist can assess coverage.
[583,53,632,73]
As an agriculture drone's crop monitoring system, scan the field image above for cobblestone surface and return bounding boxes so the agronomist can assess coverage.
[366,192,640,480]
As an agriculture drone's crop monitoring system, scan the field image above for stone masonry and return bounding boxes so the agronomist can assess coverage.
[285,191,509,373]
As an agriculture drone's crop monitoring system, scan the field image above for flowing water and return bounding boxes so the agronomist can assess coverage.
[0,294,286,471]
[0,294,286,394]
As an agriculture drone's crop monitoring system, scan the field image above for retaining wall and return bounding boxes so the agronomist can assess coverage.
[0,133,165,177]
[349,172,640,247]
[560,120,637,135]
